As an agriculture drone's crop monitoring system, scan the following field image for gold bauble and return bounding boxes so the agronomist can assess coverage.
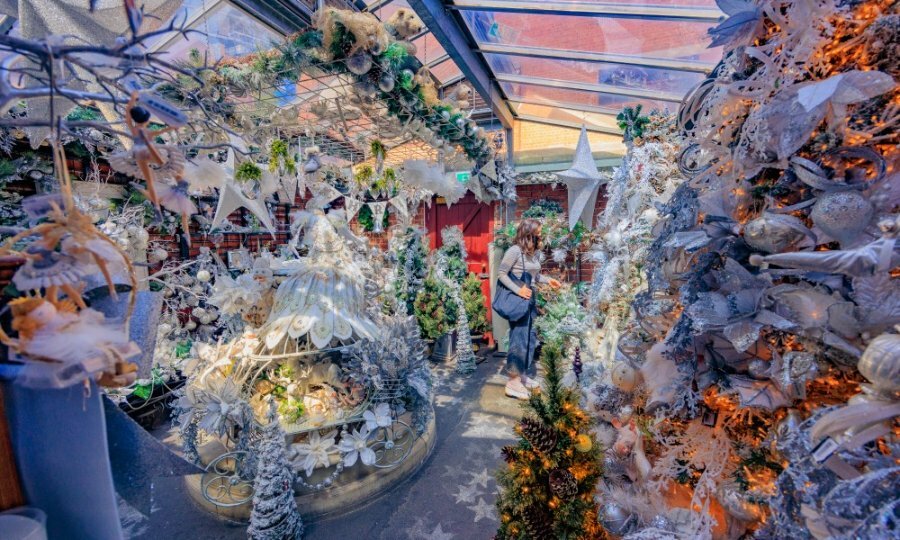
[575,433,592,453]
[611,362,637,392]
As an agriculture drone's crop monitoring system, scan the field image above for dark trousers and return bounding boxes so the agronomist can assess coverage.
[507,304,537,377]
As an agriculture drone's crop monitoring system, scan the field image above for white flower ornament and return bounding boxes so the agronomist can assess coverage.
[363,403,393,431]
[337,425,376,467]
[289,429,338,477]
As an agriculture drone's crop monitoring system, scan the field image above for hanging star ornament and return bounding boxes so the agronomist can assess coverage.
[558,126,607,230]
[210,145,276,238]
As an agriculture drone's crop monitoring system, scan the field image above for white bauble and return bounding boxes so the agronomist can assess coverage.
[611,362,637,392]
[158,322,173,335]
[149,248,169,263]
[184,320,197,331]
[196,269,212,283]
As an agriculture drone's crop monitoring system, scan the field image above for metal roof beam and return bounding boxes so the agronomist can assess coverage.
[449,0,724,23]
[508,98,621,118]
[408,0,514,128]
[363,0,395,12]
[478,43,714,74]
[427,53,452,68]
[440,72,466,88]
[496,73,684,103]
[516,113,623,136]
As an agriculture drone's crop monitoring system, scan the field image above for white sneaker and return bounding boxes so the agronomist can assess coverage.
[523,377,540,389]
[505,380,529,400]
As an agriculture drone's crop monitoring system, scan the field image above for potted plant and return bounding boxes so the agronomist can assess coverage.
[462,272,489,349]
[413,271,458,361]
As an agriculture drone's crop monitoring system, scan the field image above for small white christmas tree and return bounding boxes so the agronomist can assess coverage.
[450,279,477,375]
[247,400,304,540]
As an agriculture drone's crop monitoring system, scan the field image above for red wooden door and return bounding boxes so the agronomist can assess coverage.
[425,193,495,323]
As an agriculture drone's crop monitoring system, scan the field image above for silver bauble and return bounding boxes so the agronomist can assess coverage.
[344,52,373,75]
[858,332,900,395]
[377,72,395,93]
[748,358,770,379]
[600,502,634,535]
[743,213,809,253]
[715,481,764,522]
[810,190,873,245]
[650,514,674,532]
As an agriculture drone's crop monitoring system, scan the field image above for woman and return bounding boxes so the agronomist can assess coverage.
[497,219,560,399]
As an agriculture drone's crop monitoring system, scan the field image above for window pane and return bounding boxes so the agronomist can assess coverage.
[501,82,677,114]
[485,53,704,97]
[513,120,624,166]
[160,3,280,61]
[463,10,720,63]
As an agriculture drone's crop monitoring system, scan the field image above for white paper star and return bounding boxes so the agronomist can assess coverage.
[467,498,497,523]
[468,468,491,489]
[453,483,484,505]
[422,524,454,540]
[210,145,276,238]
[558,126,607,230]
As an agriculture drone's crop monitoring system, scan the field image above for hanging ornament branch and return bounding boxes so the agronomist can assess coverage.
[215,8,494,163]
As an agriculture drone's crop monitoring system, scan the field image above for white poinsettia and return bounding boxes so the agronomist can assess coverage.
[192,376,246,436]
[363,403,392,431]
[337,425,376,467]
[289,429,338,477]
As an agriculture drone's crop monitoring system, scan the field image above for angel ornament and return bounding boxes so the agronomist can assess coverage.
[255,198,378,351]
[107,92,185,209]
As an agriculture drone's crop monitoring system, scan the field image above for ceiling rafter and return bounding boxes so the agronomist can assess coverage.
[516,113,622,136]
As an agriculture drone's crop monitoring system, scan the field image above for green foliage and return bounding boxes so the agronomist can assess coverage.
[356,203,389,232]
[495,343,602,540]
[522,199,563,219]
[413,271,459,340]
[616,105,651,142]
[0,160,15,180]
[381,42,408,67]
[278,396,305,423]
[65,106,103,122]
[395,227,429,315]
[438,237,468,286]
[235,161,263,183]
[534,286,589,349]
[493,222,518,251]
[462,273,490,335]
[370,139,386,162]
[268,139,296,175]
[354,164,375,189]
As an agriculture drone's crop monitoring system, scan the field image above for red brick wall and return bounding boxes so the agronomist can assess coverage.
[511,182,607,284]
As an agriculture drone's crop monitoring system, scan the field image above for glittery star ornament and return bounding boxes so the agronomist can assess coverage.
[558,126,607,230]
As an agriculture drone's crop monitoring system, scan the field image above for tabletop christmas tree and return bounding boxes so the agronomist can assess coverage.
[495,342,602,539]
[247,400,304,540]
[462,272,490,337]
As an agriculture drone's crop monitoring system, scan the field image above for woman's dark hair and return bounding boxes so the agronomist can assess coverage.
[514,218,541,255]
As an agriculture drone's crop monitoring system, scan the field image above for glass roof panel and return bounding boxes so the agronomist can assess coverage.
[159,1,280,60]
[430,60,463,85]
[484,53,705,98]
[500,82,677,115]
[545,0,718,5]
[462,10,721,63]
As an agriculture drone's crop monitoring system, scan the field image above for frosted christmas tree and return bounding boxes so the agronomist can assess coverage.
[247,400,304,540]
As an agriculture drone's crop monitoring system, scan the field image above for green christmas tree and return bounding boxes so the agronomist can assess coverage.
[462,272,490,336]
[394,227,429,316]
[413,270,458,340]
[247,400,304,540]
[495,343,603,540]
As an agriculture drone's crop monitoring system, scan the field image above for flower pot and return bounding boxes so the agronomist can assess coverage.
[430,332,456,362]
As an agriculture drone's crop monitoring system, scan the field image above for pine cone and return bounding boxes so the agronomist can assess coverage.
[523,504,554,540]
[519,417,557,454]
[500,445,517,464]
[549,467,578,500]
